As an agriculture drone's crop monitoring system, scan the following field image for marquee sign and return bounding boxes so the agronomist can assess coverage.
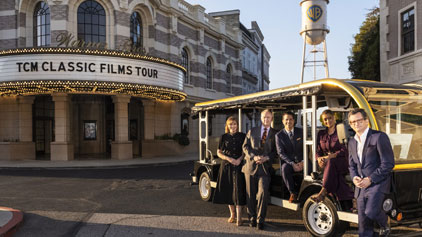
[0,48,186,101]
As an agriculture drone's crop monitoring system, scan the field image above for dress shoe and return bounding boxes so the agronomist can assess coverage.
[249,220,257,227]
[379,227,391,237]
[289,193,298,203]
[257,223,264,230]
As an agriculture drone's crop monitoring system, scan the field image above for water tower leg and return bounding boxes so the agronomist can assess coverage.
[323,39,329,78]
[300,34,307,84]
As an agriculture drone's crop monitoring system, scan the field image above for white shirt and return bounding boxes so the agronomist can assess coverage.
[284,128,293,136]
[354,127,370,164]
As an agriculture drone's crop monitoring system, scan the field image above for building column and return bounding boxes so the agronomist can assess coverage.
[143,100,155,140]
[51,93,74,161]
[15,96,36,160]
[111,95,132,160]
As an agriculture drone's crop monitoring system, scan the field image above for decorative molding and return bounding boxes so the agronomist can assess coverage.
[402,61,415,75]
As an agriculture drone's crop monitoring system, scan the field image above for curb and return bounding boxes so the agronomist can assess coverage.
[0,207,23,237]
[0,159,196,171]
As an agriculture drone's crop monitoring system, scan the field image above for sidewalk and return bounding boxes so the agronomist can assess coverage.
[0,153,198,169]
[0,153,198,235]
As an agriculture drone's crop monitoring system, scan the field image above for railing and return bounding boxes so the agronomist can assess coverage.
[204,13,218,31]
[176,0,237,40]
[178,0,192,13]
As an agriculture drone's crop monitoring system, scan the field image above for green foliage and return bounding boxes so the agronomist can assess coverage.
[154,133,190,146]
[348,7,380,81]
[154,134,173,140]
[173,133,190,146]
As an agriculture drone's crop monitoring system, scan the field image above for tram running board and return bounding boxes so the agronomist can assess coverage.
[337,211,358,223]
[270,196,299,211]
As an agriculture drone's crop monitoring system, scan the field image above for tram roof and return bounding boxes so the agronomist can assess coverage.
[191,78,421,113]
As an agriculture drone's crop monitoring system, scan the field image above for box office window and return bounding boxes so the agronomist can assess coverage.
[84,120,97,140]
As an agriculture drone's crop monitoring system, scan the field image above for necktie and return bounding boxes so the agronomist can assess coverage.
[261,128,267,146]
[289,131,293,139]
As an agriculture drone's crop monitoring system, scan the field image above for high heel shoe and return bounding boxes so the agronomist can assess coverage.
[227,216,236,223]
[311,188,327,203]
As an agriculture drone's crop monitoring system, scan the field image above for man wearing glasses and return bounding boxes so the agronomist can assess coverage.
[348,108,395,237]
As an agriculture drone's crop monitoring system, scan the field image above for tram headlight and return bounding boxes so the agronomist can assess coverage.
[391,209,397,218]
[383,198,393,212]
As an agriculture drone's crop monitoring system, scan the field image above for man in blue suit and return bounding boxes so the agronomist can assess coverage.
[348,108,395,237]
[275,111,304,203]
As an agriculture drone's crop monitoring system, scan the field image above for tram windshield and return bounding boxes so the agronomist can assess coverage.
[361,85,422,164]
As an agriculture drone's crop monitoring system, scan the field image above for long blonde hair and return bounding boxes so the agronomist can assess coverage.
[225,116,238,134]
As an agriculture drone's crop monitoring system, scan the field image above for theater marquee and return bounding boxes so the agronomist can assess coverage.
[0,48,186,101]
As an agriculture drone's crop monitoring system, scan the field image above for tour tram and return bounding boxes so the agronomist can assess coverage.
[190,78,422,236]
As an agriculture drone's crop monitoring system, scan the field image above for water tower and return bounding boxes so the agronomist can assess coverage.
[299,0,329,83]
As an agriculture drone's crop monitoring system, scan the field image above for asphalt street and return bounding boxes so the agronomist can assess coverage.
[0,162,421,236]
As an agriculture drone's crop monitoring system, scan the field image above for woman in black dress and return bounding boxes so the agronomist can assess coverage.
[212,116,246,226]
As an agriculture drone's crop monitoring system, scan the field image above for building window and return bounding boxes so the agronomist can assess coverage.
[226,64,232,93]
[181,48,190,84]
[206,57,213,89]
[33,1,50,47]
[130,12,143,49]
[401,8,415,54]
[77,0,106,43]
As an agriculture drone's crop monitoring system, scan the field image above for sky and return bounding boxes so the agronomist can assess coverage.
[185,0,379,89]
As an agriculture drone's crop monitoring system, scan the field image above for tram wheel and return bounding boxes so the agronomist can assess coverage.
[303,194,346,236]
[199,172,212,202]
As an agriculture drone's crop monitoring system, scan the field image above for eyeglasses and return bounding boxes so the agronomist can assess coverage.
[349,118,365,125]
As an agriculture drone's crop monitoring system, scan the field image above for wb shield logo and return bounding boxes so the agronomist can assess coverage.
[307,5,323,22]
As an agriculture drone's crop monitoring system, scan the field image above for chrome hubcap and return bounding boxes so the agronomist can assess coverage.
[307,202,333,234]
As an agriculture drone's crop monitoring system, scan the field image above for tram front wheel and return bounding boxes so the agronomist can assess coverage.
[303,194,346,236]
[199,172,213,201]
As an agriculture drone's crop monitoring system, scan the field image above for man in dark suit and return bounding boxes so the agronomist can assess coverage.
[348,108,395,237]
[242,109,278,230]
[275,111,304,203]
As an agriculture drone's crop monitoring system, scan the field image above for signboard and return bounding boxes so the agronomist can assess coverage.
[0,52,184,91]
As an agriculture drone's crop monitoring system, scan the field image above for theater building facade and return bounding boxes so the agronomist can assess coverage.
[0,0,251,160]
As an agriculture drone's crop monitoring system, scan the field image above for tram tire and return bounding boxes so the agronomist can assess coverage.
[303,194,346,237]
[199,172,213,202]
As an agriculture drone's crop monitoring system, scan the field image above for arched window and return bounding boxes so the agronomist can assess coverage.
[181,48,190,84]
[33,1,50,47]
[130,12,143,48]
[77,0,106,43]
[226,64,232,93]
[206,57,213,89]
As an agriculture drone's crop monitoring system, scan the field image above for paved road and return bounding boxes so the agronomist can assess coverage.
[0,162,420,236]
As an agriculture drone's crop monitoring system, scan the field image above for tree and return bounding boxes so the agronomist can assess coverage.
[348,8,380,81]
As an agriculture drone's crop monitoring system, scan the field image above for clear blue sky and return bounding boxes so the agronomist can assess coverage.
[186,0,379,89]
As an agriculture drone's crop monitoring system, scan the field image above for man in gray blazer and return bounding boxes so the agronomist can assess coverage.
[242,109,278,230]
[348,108,395,236]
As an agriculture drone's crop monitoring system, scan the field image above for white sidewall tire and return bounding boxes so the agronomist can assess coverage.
[199,172,212,201]
[303,195,342,237]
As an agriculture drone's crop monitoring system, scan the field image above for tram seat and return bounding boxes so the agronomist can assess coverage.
[206,136,220,159]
